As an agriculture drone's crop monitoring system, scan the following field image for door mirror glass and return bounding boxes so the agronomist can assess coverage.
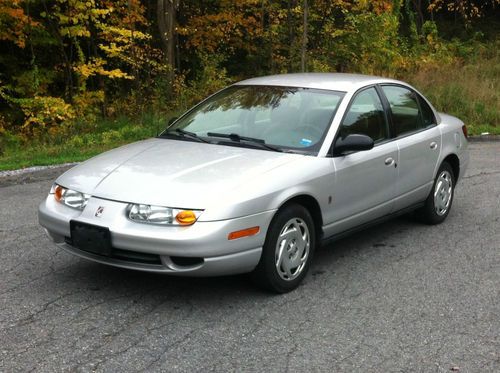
[333,134,374,156]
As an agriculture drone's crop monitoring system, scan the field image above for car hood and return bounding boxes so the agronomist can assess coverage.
[57,138,299,210]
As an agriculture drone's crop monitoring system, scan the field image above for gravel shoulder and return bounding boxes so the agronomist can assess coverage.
[0,163,77,187]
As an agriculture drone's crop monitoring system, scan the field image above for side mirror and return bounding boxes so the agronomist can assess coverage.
[332,134,374,156]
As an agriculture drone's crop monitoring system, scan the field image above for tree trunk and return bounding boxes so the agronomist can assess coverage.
[157,0,179,95]
[287,0,296,72]
[42,0,74,102]
[300,0,308,72]
[411,0,424,35]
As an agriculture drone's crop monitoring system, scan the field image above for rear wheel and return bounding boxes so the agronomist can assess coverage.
[416,162,455,225]
[252,204,316,293]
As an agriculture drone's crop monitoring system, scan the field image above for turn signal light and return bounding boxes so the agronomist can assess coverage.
[228,226,260,240]
[54,184,64,202]
[462,124,468,138]
[175,210,197,225]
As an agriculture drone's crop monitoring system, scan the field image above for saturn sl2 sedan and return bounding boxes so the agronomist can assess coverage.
[39,73,469,293]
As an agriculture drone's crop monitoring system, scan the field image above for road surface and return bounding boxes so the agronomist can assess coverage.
[1,142,499,372]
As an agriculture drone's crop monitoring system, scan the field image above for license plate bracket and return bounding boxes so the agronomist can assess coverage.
[70,221,112,256]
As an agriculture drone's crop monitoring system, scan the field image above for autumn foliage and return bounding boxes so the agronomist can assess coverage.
[0,0,498,142]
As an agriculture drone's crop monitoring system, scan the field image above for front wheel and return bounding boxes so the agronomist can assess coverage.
[416,162,455,225]
[251,204,316,293]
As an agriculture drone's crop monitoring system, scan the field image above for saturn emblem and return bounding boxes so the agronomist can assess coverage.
[95,206,104,217]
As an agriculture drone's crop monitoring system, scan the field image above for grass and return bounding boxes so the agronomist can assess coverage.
[1,45,499,171]
[0,143,122,171]
[0,113,169,171]
[408,43,500,135]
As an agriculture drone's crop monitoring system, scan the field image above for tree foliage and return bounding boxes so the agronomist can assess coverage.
[0,0,498,140]
[428,0,500,22]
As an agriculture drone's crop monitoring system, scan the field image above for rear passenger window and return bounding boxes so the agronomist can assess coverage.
[339,87,388,142]
[382,86,423,137]
[418,95,436,127]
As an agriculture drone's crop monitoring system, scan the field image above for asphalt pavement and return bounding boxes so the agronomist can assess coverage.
[1,142,499,372]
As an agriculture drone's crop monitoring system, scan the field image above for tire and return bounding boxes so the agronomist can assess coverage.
[416,161,455,225]
[251,203,316,293]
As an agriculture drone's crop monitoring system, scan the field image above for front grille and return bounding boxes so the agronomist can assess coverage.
[65,236,162,265]
[112,248,162,265]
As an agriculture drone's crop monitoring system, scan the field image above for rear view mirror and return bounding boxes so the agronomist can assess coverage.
[333,134,374,156]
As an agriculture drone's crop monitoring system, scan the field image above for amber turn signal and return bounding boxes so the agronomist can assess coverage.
[228,226,260,240]
[54,184,64,202]
[175,210,197,225]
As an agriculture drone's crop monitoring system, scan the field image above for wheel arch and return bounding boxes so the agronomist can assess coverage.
[441,153,460,181]
[277,194,324,242]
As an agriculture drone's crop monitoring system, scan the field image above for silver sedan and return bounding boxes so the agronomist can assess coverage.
[39,73,469,293]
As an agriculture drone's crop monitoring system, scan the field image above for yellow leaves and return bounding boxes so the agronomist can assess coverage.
[99,42,126,58]
[103,69,132,79]
[56,13,70,24]
[356,0,369,10]
[96,25,153,75]
[48,0,112,39]
[17,96,76,137]
[60,26,91,38]
[100,26,151,41]
[74,58,133,80]
[44,0,153,86]
[90,8,112,18]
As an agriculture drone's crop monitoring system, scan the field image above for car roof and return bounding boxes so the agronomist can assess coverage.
[234,73,403,93]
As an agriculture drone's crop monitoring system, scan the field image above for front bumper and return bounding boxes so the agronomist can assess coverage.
[39,195,275,276]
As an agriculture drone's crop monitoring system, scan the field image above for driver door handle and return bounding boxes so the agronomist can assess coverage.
[385,157,395,166]
[430,141,438,150]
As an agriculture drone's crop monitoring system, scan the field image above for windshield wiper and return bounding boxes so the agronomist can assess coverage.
[160,128,210,143]
[206,132,283,152]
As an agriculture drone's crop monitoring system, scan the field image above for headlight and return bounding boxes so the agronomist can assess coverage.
[128,204,203,226]
[50,183,90,210]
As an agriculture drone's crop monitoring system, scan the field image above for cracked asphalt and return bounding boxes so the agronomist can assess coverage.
[1,142,499,372]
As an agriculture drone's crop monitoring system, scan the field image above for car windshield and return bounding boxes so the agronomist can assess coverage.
[165,85,345,154]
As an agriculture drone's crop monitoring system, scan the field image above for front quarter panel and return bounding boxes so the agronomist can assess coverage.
[198,156,333,222]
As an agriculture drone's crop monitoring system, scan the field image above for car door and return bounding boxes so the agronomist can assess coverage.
[325,87,398,237]
[380,85,441,209]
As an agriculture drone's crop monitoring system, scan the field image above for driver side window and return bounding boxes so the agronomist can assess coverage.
[339,87,389,143]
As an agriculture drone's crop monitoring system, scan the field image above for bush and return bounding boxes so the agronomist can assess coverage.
[408,47,499,134]
[14,96,76,138]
